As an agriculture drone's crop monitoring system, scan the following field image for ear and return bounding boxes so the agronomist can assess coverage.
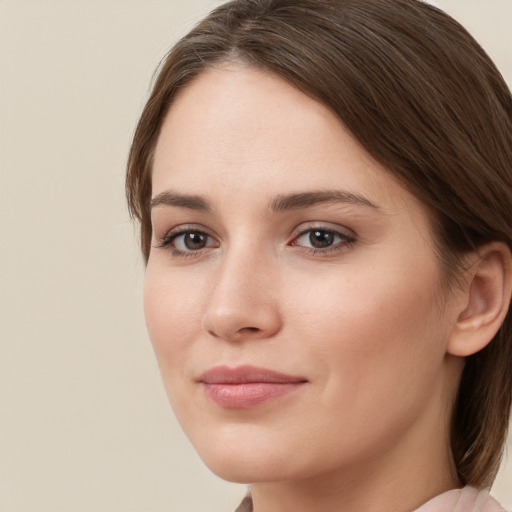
[448,242,512,357]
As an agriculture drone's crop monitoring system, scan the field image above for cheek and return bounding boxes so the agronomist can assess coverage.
[143,267,212,430]
[277,263,449,463]
[289,255,447,393]
[143,266,205,374]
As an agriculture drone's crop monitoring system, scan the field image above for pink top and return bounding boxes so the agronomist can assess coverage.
[414,487,505,512]
[235,487,506,512]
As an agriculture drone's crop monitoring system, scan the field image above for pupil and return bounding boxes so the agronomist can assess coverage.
[310,230,334,248]
[185,232,206,250]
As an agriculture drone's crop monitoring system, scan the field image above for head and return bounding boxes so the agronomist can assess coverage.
[127,0,512,488]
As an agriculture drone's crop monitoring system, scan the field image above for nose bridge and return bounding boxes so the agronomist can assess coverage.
[202,240,281,341]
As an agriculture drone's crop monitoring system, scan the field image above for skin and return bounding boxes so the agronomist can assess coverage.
[145,64,466,512]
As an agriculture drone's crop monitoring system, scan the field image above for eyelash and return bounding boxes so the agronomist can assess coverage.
[291,227,356,255]
[156,227,217,258]
[155,225,356,258]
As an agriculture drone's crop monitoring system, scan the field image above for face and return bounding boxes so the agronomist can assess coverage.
[145,65,460,484]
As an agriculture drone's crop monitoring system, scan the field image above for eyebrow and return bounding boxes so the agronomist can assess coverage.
[150,189,378,213]
[269,190,379,212]
[150,190,213,212]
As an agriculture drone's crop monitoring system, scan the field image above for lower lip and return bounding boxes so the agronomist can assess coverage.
[202,382,305,409]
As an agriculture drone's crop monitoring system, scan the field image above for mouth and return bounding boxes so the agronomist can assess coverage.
[198,365,308,409]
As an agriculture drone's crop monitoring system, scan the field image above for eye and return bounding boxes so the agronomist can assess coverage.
[158,228,219,256]
[173,231,211,251]
[292,228,354,251]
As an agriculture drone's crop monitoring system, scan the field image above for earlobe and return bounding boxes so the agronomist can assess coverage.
[448,242,512,357]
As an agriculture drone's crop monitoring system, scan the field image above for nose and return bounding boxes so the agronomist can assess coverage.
[201,249,282,342]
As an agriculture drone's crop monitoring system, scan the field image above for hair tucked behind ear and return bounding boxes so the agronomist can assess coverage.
[126,0,512,487]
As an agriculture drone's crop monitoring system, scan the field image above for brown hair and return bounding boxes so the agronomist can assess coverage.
[126,0,512,487]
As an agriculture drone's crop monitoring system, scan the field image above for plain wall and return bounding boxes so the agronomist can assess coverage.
[1,1,510,511]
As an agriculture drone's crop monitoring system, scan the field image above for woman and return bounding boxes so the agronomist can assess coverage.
[126,1,512,510]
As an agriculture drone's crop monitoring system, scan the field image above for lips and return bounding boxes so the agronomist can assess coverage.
[198,365,307,409]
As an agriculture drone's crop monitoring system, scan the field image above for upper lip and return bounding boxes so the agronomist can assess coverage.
[198,365,307,384]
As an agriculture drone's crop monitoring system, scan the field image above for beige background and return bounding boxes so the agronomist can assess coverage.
[1,1,510,511]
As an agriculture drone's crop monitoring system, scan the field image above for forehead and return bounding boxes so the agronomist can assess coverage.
[151,65,424,217]
[153,64,352,171]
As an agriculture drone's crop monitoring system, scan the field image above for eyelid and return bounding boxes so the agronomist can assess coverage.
[155,224,220,253]
[289,222,356,253]
[153,222,356,257]
[289,222,356,241]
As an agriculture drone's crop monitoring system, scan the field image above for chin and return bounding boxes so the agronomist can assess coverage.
[201,454,296,484]
[193,440,273,483]
[188,427,303,483]
[192,428,345,486]
[204,461,263,484]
